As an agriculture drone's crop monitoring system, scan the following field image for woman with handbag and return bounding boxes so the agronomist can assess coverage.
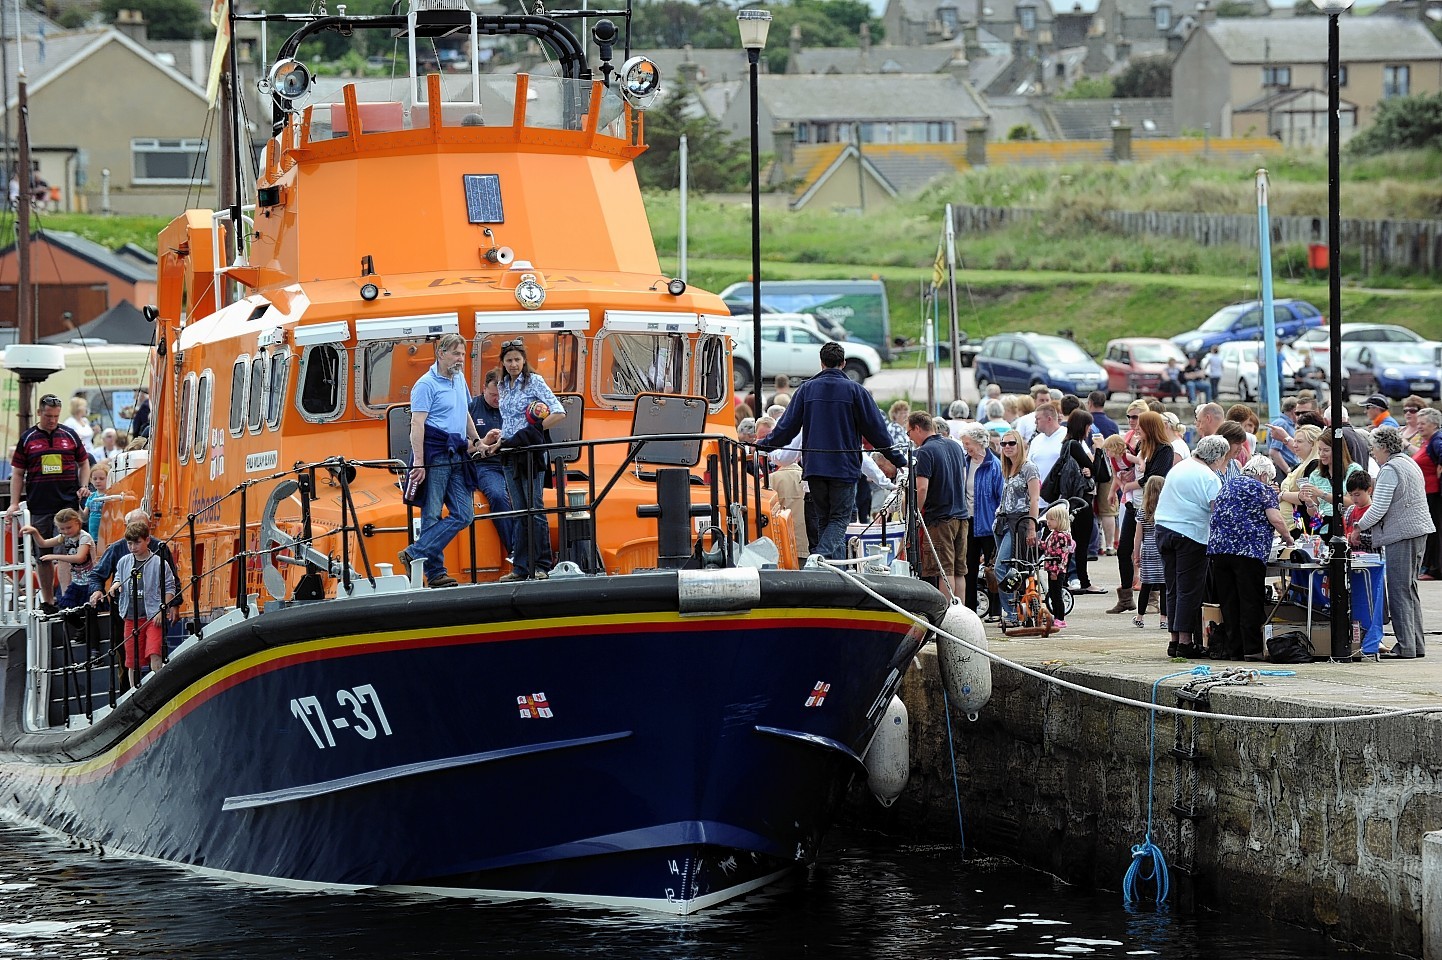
[1059,409,1107,595]
[497,338,566,582]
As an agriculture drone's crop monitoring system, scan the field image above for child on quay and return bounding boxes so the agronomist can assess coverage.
[1343,470,1372,539]
[81,464,109,552]
[1131,476,1167,631]
[1040,502,1075,630]
[90,520,180,688]
[21,507,95,610]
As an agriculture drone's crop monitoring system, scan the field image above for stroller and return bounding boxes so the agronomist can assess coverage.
[995,496,1088,636]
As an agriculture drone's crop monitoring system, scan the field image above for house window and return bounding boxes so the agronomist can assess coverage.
[1154,6,1170,29]
[938,5,958,31]
[131,138,208,185]
[1384,65,1409,98]
[1338,64,1348,87]
[1261,65,1291,88]
[795,124,810,144]
[1019,5,1036,30]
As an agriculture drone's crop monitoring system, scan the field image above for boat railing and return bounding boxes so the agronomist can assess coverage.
[20,432,922,732]
[0,504,36,628]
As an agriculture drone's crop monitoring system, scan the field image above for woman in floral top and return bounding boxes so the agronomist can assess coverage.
[993,428,1040,626]
[1207,456,1294,661]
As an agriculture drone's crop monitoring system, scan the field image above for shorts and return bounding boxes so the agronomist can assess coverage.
[1095,480,1118,517]
[30,513,55,559]
[921,518,968,580]
[120,619,164,669]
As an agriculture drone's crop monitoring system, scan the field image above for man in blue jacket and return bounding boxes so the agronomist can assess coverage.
[759,342,906,560]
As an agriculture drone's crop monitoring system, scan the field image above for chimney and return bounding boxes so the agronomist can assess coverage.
[947,51,971,81]
[1115,37,1131,61]
[789,23,802,61]
[114,8,149,43]
[859,22,872,55]
[964,21,982,59]
[1196,0,1216,23]
[678,43,700,85]
[1112,121,1132,162]
[966,122,988,166]
[772,123,796,170]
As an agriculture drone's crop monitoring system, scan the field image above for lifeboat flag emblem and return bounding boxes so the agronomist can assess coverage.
[805,682,830,708]
[518,693,553,719]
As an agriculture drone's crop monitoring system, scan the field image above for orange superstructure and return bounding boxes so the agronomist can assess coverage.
[109,35,794,615]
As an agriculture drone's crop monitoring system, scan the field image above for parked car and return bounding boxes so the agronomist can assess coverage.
[1102,337,1187,399]
[974,332,1108,397]
[1293,323,1420,391]
[726,303,847,342]
[1171,299,1325,357]
[1347,342,1442,400]
[719,279,893,358]
[730,318,882,390]
[1216,341,1305,401]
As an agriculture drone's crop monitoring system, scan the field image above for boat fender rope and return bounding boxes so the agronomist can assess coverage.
[940,684,966,853]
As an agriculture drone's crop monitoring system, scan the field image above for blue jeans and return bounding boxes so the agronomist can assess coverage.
[474,464,516,553]
[504,455,553,576]
[411,458,474,581]
[810,477,857,561]
[995,522,1018,618]
[1186,380,1209,403]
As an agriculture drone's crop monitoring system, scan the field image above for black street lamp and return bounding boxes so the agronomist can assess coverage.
[738,8,771,400]
[1315,0,1353,659]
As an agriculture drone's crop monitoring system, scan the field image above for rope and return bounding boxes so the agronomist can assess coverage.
[940,684,966,852]
[1121,668,1195,906]
[820,560,1442,726]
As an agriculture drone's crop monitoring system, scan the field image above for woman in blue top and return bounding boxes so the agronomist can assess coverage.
[1207,456,1294,661]
[960,424,1004,617]
[497,338,566,581]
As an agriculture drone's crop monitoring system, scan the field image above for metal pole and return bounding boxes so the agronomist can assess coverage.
[945,203,961,406]
[1257,169,1280,420]
[16,71,30,430]
[748,48,763,399]
[678,133,688,283]
[1326,9,1351,660]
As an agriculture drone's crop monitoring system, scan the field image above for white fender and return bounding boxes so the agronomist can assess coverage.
[863,695,910,807]
[937,603,992,720]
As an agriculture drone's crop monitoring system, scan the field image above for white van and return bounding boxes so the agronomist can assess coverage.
[0,342,155,453]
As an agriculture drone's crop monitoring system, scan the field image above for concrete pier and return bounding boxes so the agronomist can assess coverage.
[853,575,1442,957]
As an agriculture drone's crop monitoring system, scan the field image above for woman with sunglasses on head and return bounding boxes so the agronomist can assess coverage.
[992,429,1040,628]
[497,338,566,582]
[1399,396,1428,455]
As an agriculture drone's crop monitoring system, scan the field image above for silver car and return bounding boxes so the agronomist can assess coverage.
[1217,341,1305,402]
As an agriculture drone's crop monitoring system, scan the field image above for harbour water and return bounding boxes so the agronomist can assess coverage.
[0,819,1352,959]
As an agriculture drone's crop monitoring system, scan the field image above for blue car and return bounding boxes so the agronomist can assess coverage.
[974,332,1108,397]
[1171,299,1325,357]
[1349,342,1442,400]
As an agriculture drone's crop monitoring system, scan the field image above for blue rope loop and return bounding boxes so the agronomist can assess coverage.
[1120,667,1202,907]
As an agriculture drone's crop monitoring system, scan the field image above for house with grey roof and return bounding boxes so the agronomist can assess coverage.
[1,27,216,216]
[716,72,989,153]
[1172,16,1442,136]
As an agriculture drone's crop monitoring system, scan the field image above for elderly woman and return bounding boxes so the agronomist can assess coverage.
[993,428,1041,628]
[1400,396,1429,452]
[1153,434,1233,658]
[1208,456,1296,660]
[887,400,911,452]
[1351,426,1436,659]
[961,424,1004,618]
[1412,407,1442,580]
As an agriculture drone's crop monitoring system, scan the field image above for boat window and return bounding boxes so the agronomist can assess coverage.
[359,339,434,417]
[177,374,196,461]
[193,370,213,464]
[696,335,728,411]
[247,353,269,432]
[476,333,580,397]
[298,344,348,422]
[594,332,688,402]
[267,352,290,429]
[229,357,248,436]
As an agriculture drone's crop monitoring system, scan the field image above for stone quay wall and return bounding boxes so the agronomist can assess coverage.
[854,648,1442,957]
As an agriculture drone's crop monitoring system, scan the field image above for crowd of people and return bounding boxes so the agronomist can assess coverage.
[748,342,1437,662]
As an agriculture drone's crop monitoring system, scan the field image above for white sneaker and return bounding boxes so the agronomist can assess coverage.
[1067,579,1081,591]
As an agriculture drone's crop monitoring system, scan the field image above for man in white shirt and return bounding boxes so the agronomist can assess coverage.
[1014,384,1051,442]
[1027,402,1067,499]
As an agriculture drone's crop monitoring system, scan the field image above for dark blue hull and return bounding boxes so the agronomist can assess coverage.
[0,571,943,913]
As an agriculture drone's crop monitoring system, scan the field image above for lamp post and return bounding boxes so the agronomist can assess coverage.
[738,8,771,403]
[1314,0,1354,660]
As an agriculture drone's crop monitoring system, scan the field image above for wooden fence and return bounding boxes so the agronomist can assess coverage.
[948,204,1442,276]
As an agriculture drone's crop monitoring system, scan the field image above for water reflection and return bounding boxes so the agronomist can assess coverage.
[0,819,1346,960]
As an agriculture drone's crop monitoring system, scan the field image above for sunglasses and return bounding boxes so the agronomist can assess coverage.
[1405,407,1420,413]
[1126,414,1139,420]
[501,338,525,350]
[999,440,1018,447]
[39,395,61,407]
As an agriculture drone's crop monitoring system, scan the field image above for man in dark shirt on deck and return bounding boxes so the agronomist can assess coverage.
[7,393,90,607]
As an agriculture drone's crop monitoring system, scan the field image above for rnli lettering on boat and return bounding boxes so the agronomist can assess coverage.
[246,451,279,473]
